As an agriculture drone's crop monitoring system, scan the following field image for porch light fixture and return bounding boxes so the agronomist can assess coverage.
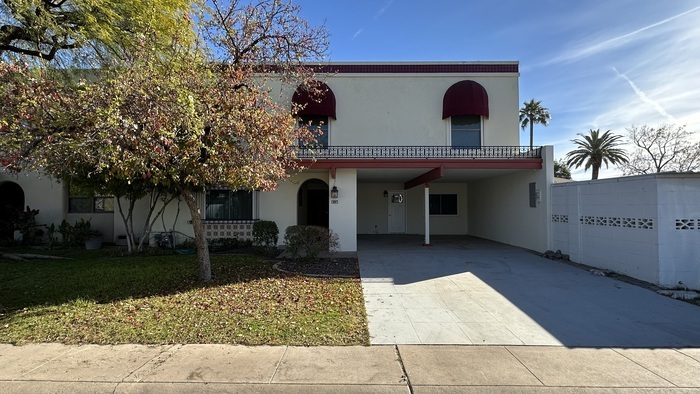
[383,190,388,197]
[330,186,339,199]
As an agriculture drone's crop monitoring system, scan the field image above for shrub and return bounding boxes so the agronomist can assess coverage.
[7,206,42,245]
[283,225,339,263]
[253,220,279,248]
[72,218,100,246]
[57,219,75,246]
[208,237,253,252]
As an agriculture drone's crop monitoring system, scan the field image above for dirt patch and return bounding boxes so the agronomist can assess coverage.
[274,257,360,278]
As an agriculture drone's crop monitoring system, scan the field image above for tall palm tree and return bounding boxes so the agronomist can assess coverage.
[519,99,551,150]
[565,129,628,180]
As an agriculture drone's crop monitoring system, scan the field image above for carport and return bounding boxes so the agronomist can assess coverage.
[358,235,700,346]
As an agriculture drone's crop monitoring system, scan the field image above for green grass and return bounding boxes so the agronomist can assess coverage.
[0,249,369,345]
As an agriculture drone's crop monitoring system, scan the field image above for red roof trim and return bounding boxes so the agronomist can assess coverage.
[292,81,337,119]
[442,80,489,119]
[306,64,518,74]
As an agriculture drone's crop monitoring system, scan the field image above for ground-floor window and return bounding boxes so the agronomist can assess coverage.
[68,196,114,213]
[205,189,254,220]
[429,194,458,215]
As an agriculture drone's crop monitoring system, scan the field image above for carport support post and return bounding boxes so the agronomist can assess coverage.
[424,183,431,246]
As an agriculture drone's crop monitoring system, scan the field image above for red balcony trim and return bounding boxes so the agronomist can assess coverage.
[296,158,542,170]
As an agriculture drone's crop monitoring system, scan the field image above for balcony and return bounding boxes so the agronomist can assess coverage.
[296,146,542,159]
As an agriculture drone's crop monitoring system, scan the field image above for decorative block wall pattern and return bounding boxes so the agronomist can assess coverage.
[552,214,656,230]
[676,219,699,230]
[552,214,568,223]
[203,221,255,241]
[571,215,654,230]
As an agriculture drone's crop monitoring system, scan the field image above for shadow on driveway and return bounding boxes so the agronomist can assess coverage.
[358,235,700,347]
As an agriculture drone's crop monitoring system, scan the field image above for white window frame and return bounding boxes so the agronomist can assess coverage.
[447,115,484,147]
[203,189,258,221]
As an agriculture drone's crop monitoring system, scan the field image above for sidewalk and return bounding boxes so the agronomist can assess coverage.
[2,343,700,393]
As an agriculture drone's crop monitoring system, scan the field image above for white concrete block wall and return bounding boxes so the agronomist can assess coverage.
[657,177,700,289]
[551,174,700,289]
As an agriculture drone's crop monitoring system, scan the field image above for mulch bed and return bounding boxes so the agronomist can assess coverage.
[274,257,360,278]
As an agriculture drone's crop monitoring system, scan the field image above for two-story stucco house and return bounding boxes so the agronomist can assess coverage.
[0,62,555,253]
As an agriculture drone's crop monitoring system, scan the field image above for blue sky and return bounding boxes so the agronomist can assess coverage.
[292,0,700,179]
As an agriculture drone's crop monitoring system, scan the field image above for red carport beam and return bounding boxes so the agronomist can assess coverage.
[404,166,444,190]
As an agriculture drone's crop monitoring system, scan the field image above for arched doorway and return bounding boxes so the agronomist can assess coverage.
[297,179,329,228]
[0,181,25,240]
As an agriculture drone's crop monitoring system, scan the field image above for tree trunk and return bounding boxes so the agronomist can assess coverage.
[179,186,211,281]
[592,165,600,180]
[529,120,534,150]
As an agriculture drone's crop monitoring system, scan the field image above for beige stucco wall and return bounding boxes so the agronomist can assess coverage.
[259,172,328,241]
[258,169,357,251]
[0,170,116,241]
[112,195,196,245]
[0,171,65,235]
[466,146,554,252]
[357,182,469,235]
[268,66,520,147]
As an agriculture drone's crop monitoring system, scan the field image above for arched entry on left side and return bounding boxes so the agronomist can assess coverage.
[0,181,25,240]
[297,179,329,228]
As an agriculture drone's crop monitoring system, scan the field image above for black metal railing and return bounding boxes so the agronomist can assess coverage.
[296,146,541,159]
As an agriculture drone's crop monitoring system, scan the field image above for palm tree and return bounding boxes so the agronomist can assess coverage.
[519,99,551,150]
[565,129,628,180]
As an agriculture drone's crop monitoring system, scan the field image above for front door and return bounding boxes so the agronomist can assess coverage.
[388,191,406,234]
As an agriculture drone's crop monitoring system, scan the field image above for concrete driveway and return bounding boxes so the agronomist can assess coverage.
[358,235,700,346]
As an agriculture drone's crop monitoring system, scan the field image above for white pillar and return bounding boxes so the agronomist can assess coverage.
[424,183,431,246]
[328,168,357,251]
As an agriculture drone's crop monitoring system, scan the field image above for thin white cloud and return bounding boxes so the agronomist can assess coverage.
[375,0,394,18]
[542,5,700,66]
[353,0,393,40]
[612,67,676,123]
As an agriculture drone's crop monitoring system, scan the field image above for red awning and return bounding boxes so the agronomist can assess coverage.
[292,82,337,119]
[442,80,489,119]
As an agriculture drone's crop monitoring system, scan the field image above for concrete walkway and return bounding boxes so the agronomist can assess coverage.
[2,343,700,393]
[358,235,700,346]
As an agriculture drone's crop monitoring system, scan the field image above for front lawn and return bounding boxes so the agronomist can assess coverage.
[0,249,369,345]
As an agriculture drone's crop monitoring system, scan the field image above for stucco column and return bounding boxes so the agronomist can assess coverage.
[328,168,357,251]
[424,183,431,246]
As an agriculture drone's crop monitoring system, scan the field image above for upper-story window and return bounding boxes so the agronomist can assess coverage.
[292,81,336,148]
[451,115,481,147]
[298,115,329,148]
[442,80,489,147]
